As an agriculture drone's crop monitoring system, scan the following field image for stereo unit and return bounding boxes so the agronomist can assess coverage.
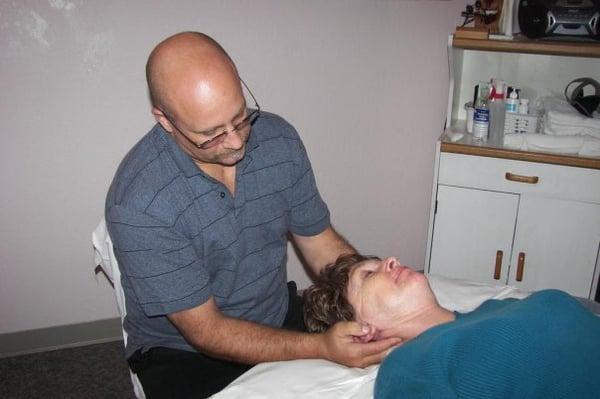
[518,0,600,39]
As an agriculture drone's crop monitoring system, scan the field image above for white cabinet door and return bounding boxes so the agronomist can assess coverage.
[429,184,519,285]
[508,196,600,298]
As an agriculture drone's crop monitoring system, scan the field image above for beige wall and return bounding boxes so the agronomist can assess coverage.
[0,0,465,334]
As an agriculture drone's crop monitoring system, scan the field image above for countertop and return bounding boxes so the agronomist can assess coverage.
[441,130,600,170]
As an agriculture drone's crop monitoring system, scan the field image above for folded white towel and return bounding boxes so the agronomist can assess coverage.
[503,134,525,149]
[503,133,600,157]
[546,107,600,121]
[580,135,600,157]
[546,109,600,127]
[503,97,600,156]
[526,133,584,154]
[544,123,600,139]
[535,96,576,114]
[539,96,600,139]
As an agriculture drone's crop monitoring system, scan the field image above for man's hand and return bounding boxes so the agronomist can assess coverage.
[169,298,400,367]
[320,321,402,368]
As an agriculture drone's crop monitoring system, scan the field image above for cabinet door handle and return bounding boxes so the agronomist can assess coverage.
[505,172,539,184]
[493,250,503,280]
[516,252,526,282]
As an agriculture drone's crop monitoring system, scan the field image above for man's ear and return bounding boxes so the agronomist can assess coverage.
[152,107,175,133]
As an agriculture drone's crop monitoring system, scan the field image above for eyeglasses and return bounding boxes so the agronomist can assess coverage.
[174,78,261,150]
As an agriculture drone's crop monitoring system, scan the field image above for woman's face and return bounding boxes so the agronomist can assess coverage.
[346,257,437,334]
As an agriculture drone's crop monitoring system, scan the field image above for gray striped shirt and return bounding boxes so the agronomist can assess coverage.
[106,112,330,357]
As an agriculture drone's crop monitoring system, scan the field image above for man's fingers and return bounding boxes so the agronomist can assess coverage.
[336,321,369,337]
[357,351,389,367]
[324,322,403,368]
[354,338,402,367]
[336,321,379,343]
[360,337,402,354]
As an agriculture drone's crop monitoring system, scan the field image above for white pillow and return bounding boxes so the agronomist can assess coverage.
[428,273,529,312]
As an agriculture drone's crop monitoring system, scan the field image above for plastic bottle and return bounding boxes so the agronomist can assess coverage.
[488,80,506,146]
[505,90,519,113]
[472,82,490,141]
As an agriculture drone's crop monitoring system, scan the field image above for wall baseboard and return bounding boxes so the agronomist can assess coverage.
[0,317,122,358]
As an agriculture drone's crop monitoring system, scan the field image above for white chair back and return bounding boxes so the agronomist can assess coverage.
[93,218,146,399]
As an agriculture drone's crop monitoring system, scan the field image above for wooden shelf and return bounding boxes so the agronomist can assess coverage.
[440,138,600,170]
[452,36,600,58]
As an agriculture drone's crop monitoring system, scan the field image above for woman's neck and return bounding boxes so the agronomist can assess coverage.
[382,305,456,342]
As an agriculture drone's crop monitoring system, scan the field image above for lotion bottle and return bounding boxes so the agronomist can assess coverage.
[505,90,519,113]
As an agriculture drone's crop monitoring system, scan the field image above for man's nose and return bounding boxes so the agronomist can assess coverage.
[223,129,244,150]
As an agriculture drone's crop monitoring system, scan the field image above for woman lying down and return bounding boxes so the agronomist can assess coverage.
[303,254,600,399]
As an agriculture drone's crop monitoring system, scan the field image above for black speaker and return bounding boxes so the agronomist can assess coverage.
[518,0,600,40]
[519,0,550,38]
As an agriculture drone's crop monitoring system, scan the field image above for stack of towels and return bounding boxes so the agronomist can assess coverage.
[504,97,600,157]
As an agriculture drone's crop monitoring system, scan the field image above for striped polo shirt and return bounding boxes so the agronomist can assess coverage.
[105,112,330,357]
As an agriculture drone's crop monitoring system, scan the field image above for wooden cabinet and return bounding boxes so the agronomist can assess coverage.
[510,195,600,295]
[425,36,600,300]
[428,152,600,298]
[429,183,518,286]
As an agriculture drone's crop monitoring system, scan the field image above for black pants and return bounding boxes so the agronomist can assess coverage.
[128,282,307,399]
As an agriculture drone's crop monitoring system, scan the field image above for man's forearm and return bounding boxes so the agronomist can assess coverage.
[170,298,401,368]
[179,312,323,364]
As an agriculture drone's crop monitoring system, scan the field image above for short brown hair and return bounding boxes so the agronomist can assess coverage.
[303,254,380,333]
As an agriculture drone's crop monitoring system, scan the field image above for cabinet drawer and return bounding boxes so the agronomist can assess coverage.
[438,152,600,203]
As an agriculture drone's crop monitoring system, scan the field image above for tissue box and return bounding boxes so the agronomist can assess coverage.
[504,112,540,134]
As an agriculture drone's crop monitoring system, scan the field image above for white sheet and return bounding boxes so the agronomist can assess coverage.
[213,274,529,399]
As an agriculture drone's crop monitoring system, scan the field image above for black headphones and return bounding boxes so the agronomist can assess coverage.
[564,77,600,118]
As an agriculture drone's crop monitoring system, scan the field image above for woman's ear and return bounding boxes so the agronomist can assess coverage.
[371,329,386,342]
[354,324,378,343]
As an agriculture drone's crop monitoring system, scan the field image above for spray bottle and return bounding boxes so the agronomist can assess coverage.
[488,80,506,146]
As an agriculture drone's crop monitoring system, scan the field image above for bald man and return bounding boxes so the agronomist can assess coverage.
[105,32,400,398]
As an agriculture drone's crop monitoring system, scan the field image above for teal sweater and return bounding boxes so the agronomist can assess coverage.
[375,290,600,399]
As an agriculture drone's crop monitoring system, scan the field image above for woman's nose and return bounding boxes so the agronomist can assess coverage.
[383,257,397,271]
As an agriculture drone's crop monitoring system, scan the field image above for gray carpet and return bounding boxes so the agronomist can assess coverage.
[0,340,134,398]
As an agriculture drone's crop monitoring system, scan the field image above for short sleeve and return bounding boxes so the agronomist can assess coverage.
[106,204,211,316]
[288,139,330,236]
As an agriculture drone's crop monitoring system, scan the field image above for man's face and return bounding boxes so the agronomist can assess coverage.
[346,257,437,334]
[159,79,251,167]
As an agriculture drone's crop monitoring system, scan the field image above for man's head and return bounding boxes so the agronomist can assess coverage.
[146,32,254,167]
[304,254,438,340]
